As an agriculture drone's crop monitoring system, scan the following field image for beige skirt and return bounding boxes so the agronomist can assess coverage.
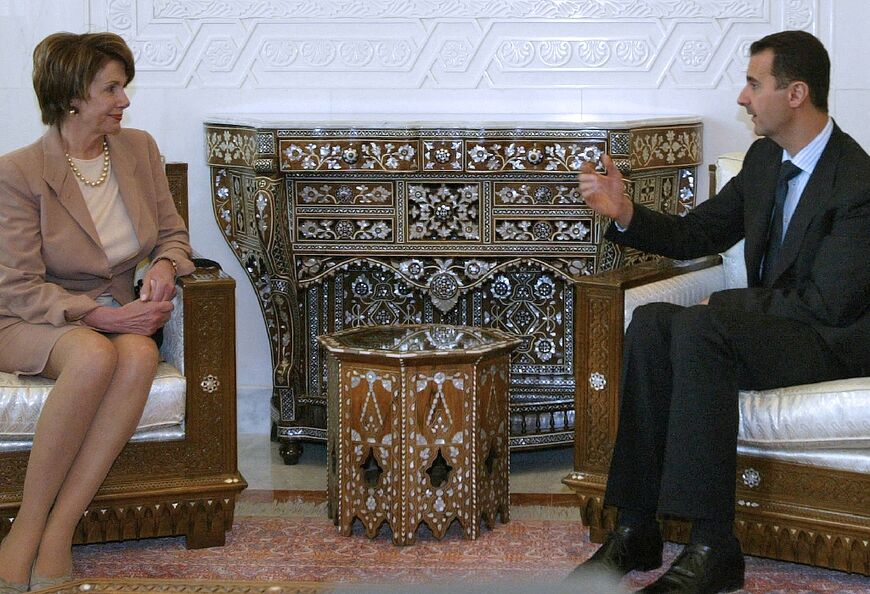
[0,319,81,376]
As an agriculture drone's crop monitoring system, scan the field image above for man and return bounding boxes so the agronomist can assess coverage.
[569,31,870,593]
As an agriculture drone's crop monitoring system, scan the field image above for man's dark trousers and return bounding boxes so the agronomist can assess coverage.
[603,302,848,523]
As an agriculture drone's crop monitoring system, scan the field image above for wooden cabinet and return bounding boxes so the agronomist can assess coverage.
[205,114,702,464]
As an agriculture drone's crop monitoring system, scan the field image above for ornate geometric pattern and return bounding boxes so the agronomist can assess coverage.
[423,140,463,170]
[467,140,605,172]
[294,181,393,205]
[280,139,418,171]
[296,218,393,241]
[493,181,583,205]
[208,118,699,455]
[153,1,767,19]
[482,270,571,372]
[323,326,515,544]
[88,1,825,89]
[407,183,480,241]
[494,218,592,242]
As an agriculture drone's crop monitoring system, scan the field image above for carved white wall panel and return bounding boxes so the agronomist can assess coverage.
[88,0,829,89]
[152,1,768,20]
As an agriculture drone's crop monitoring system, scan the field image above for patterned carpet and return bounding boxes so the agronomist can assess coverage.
[62,509,870,593]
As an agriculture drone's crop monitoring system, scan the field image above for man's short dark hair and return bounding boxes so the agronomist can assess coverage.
[750,30,829,112]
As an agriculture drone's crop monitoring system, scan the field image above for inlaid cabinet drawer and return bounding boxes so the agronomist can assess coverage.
[280,139,419,172]
[293,180,395,206]
[492,214,595,244]
[493,180,584,206]
[295,216,395,243]
[465,138,607,173]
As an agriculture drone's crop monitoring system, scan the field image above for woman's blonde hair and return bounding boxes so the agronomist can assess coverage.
[32,32,135,126]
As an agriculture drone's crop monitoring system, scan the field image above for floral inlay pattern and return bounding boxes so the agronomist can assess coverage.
[630,127,701,169]
[423,140,463,170]
[495,219,592,242]
[297,218,392,241]
[295,182,393,205]
[200,374,221,393]
[342,269,424,327]
[467,141,604,172]
[281,140,418,171]
[483,271,565,367]
[207,129,257,166]
[494,182,583,205]
[407,184,480,241]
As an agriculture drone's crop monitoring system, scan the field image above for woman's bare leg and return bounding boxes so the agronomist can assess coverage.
[0,329,116,585]
[31,333,158,578]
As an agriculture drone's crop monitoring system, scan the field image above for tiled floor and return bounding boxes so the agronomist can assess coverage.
[237,433,575,494]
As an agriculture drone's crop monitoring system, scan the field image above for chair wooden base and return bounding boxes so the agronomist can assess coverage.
[69,492,236,549]
[0,164,245,550]
[0,265,246,550]
[564,459,870,575]
[564,257,870,575]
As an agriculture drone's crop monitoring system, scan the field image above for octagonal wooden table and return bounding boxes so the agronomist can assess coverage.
[319,324,521,545]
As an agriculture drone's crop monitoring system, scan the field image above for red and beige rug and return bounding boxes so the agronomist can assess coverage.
[62,509,869,593]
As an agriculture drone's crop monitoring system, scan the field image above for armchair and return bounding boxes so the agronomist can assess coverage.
[564,154,870,574]
[0,163,246,549]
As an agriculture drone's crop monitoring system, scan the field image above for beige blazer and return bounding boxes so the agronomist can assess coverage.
[0,126,194,337]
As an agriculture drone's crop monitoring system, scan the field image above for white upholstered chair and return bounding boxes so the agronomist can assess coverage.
[564,154,870,574]
[0,163,246,549]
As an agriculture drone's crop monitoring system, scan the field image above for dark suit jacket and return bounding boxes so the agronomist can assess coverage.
[606,123,870,376]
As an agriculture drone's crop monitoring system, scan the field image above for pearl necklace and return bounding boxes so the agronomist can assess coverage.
[65,138,110,187]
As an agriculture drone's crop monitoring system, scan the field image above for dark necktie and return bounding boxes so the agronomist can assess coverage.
[761,160,802,285]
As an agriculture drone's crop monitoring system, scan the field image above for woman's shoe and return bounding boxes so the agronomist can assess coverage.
[0,576,29,594]
[28,570,72,592]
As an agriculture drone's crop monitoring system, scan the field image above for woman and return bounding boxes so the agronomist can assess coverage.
[0,32,194,591]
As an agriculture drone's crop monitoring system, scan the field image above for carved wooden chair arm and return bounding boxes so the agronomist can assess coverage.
[572,255,723,479]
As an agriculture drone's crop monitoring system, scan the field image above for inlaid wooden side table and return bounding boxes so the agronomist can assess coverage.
[320,324,521,545]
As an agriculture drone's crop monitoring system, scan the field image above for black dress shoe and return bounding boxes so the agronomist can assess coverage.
[640,543,745,593]
[567,524,663,582]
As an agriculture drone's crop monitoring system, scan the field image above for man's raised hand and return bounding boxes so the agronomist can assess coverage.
[577,154,634,228]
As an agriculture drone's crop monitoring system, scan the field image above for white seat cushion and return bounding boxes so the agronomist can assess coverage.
[714,152,745,193]
[738,377,870,450]
[0,361,186,450]
[720,239,747,290]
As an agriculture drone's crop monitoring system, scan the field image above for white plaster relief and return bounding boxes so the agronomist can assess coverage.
[785,0,815,30]
[497,38,653,70]
[679,39,714,70]
[539,41,573,67]
[152,0,766,19]
[203,39,237,71]
[576,41,610,67]
[140,39,179,68]
[440,41,472,71]
[108,0,134,30]
[88,0,825,89]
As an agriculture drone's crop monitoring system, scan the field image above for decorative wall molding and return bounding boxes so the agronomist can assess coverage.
[0,2,836,112]
[88,1,828,89]
[153,1,768,20]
